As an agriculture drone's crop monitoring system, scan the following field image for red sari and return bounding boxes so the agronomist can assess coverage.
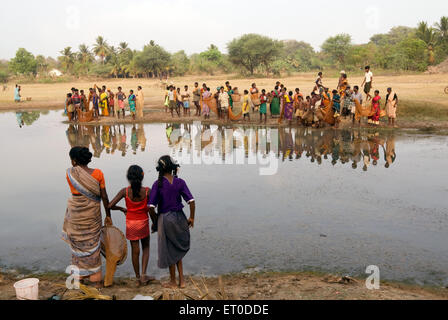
[368,95,381,125]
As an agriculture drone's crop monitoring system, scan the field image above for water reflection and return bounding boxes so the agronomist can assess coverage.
[15,111,42,128]
[65,123,397,170]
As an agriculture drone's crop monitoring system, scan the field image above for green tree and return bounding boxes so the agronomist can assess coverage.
[134,42,171,77]
[416,21,437,64]
[9,48,37,75]
[35,55,49,74]
[171,50,190,76]
[321,34,352,68]
[227,34,282,75]
[390,38,428,71]
[282,40,317,71]
[58,47,75,73]
[370,26,416,46]
[435,16,448,44]
[199,44,222,62]
[93,36,109,64]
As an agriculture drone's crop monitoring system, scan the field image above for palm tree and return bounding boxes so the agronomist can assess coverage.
[416,21,437,64]
[92,36,109,64]
[118,42,129,54]
[107,46,121,78]
[59,47,75,73]
[77,44,93,63]
[435,16,448,44]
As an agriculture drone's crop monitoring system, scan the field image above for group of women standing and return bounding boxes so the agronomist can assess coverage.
[63,148,195,288]
[65,85,145,122]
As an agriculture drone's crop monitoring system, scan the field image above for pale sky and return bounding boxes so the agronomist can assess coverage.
[1,0,447,60]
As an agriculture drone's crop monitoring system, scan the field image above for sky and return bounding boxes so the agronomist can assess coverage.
[1,0,447,60]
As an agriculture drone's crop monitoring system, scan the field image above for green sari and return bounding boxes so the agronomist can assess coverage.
[270,90,280,115]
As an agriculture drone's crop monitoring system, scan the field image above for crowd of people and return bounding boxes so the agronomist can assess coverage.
[163,66,399,127]
[65,85,145,122]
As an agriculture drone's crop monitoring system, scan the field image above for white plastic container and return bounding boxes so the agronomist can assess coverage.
[13,278,39,300]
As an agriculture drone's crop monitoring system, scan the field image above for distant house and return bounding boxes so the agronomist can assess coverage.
[48,69,63,77]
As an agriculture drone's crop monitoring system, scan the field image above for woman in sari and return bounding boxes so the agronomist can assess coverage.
[385,87,398,127]
[270,86,281,117]
[136,86,144,119]
[62,147,112,288]
[202,88,212,120]
[14,85,21,102]
[368,90,381,126]
[99,89,109,116]
[283,91,294,125]
[250,83,260,112]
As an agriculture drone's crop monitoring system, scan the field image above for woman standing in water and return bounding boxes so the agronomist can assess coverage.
[62,147,112,288]
[148,156,195,289]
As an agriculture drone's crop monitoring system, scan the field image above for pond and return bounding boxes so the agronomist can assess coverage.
[1,110,448,286]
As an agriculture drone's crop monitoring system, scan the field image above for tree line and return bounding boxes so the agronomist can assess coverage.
[1,16,447,82]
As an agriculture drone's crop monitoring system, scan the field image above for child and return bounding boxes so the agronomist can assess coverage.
[332,90,341,128]
[168,86,180,118]
[108,165,154,286]
[117,87,127,119]
[183,85,191,116]
[128,90,136,121]
[148,156,195,289]
[259,89,267,124]
[176,87,184,115]
[242,90,250,122]
[164,86,170,113]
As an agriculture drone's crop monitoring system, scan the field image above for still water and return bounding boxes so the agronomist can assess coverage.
[1,110,448,285]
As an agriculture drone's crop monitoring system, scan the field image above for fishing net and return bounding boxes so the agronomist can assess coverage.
[100,226,127,287]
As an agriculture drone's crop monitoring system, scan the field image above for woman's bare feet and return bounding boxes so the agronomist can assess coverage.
[179,280,186,289]
[162,281,178,289]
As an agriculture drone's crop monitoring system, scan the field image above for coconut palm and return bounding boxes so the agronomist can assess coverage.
[92,36,109,64]
[118,42,129,54]
[416,21,437,64]
[435,16,448,44]
[59,47,75,73]
[106,46,122,78]
[77,44,93,63]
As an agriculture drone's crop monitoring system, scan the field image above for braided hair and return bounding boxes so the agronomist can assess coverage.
[156,155,180,188]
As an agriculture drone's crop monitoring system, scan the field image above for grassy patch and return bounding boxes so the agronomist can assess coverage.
[398,99,448,121]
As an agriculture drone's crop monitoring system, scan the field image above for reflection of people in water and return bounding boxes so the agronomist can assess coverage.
[131,125,138,155]
[118,125,128,157]
[137,124,147,152]
[383,133,396,168]
[16,112,24,128]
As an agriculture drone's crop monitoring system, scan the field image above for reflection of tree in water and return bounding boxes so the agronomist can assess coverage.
[17,111,41,127]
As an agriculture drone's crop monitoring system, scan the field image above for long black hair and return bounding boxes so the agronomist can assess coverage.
[156,155,180,188]
[127,165,144,199]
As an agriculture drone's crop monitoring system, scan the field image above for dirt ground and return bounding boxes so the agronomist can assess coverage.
[1,270,447,301]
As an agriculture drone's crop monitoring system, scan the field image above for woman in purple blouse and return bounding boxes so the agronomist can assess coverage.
[149,155,195,289]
